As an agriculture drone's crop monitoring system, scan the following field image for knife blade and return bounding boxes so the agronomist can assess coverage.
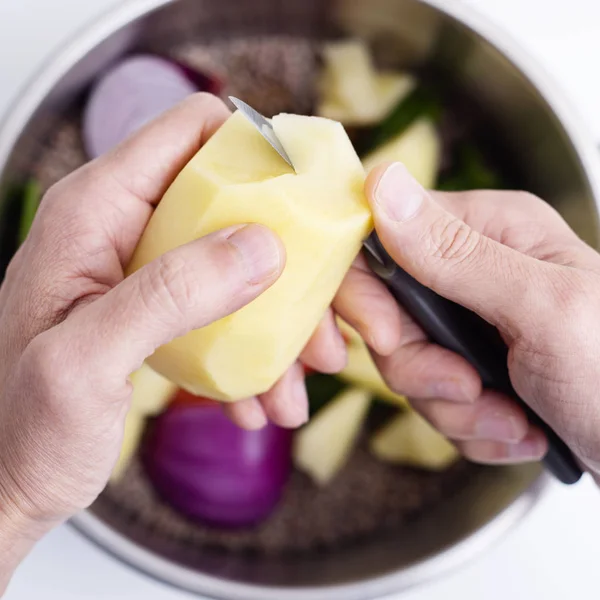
[229,97,295,170]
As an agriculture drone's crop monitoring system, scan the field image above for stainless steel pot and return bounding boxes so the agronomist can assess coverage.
[1,1,599,599]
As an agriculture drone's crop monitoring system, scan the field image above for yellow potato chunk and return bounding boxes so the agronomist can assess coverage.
[111,411,145,483]
[317,40,415,126]
[362,118,441,188]
[111,363,178,481]
[370,410,460,471]
[127,111,372,401]
[129,362,179,416]
[337,318,408,408]
[294,387,371,485]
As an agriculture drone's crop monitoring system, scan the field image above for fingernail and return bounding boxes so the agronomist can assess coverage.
[432,379,475,403]
[508,436,547,460]
[375,163,424,222]
[227,224,283,285]
[476,412,521,442]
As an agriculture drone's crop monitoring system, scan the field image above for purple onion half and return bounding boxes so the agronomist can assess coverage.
[83,54,222,159]
[143,403,293,529]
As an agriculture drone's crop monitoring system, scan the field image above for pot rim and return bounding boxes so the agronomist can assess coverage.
[2,0,600,202]
[70,473,549,600]
[0,0,594,597]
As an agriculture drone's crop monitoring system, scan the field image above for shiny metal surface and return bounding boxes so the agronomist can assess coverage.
[229,96,296,170]
[1,0,599,598]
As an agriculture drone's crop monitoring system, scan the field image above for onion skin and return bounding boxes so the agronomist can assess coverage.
[171,59,225,96]
[143,403,293,528]
[83,54,200,159]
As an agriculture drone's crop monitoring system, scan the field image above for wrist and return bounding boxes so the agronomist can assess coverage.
[0,479,56,594]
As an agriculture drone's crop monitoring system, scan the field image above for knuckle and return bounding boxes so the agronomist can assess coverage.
[550,271,594,315]
[21,332,75,400]
[103,157,156,203]
[39,169,84,215]
[139,252,195,321]
[428,216,481,264]
[532,271,596,346]
[42,180,66,205]
[512,272,600,446]
[136,237,247,330]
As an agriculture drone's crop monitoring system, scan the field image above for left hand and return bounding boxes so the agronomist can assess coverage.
[0,93,349,587]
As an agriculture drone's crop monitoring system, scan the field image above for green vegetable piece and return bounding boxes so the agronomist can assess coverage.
[305,373,347,417]
[366,396,406,433]
[358,85,443,156]
[18,180,41,244]
[437,143,502,191]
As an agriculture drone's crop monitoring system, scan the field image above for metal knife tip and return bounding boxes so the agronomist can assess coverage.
[227,96,296,172]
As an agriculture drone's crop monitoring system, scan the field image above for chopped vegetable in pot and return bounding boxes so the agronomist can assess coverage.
[143,400,293,528]
[437,142,503,191]
[18,179,41,244]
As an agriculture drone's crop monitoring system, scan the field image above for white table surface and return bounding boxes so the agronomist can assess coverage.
[1,0,600,598]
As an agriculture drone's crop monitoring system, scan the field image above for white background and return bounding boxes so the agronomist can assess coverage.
[0,0,599,598]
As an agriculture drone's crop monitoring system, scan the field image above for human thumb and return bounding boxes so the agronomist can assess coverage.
[366,162,552,333]
[57,224,284,386]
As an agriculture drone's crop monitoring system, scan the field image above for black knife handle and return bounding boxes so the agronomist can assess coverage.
[365,235,582,485]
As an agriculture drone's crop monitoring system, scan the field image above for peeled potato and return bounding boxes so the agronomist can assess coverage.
[362,117,441,188]
[111,364,178,481]
[317,40,415,126]
[370,410,459,471]
[337,319,408,408]
[294,387,371,485]
[127,111,372,401]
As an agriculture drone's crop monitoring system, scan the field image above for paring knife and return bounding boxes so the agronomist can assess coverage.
[229,96,583,485]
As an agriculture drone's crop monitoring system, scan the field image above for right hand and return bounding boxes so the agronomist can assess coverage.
[340,162,600,480]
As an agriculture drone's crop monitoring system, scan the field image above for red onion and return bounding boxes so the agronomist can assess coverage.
[83,54,201,159]
[143,402,293,528]
[170,59,224,96]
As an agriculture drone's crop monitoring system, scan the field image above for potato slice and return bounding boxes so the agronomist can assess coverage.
[294,387,371,485]
[127,111,372,401]
[337,319,408,408]
[373,72,417,123]
[317,40,415,126]
[362,117,441,188]
[342,344,409,408]
[110,364,178,482]
[370,410,459,471]
[320,40,379,116]
[129,363,179,417]
[111,410,145,482]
